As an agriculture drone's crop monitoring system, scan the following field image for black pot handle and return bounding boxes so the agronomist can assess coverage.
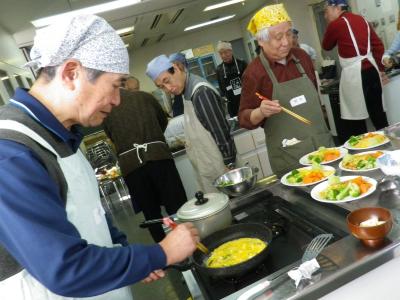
[194,191,208,205]
[139,216,177,228]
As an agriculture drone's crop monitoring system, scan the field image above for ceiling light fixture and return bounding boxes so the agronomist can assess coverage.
[184,15,235,31]
[31,0,142,28]
[204,0,245,11]
[116,26,135,35]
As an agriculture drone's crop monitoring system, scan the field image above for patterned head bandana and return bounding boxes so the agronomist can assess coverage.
[247,4,292,35]
[25,15,129,74]
[146,55,173,81]
[169,52,188,67]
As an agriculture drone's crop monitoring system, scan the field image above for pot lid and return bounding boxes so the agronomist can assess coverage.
[177,191,229,220]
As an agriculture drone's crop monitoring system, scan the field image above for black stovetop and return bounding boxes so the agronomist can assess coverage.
[190,190,345,300]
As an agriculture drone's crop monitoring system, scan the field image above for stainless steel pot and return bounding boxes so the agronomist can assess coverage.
[177,191,232,239]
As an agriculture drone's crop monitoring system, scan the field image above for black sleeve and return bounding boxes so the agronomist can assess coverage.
[192,87,236,165]
[216,66,227,97]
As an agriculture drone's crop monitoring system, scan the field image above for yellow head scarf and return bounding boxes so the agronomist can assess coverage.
[247,4,291,35]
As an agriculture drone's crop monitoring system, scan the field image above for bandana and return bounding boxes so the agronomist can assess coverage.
[25,15,129,74]
[247,4,291,35]
[146,55,173,81]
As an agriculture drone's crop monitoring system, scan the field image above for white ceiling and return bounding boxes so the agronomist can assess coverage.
[0,0,270,49]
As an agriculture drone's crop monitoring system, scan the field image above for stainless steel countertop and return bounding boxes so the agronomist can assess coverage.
[184,144,400,300]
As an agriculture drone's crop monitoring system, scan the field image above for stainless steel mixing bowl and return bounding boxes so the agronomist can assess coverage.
[213,166,258,197]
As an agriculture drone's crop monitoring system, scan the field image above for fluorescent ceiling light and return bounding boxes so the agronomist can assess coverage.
[204,0,245,11]
[32,0,141,28]
[184,15,235,31]
[1,76,9,81]
[116,26,134,35]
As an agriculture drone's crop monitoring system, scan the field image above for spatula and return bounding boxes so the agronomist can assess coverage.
[302,233,333,262]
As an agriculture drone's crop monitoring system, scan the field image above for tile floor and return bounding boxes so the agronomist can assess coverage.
[105,197,191,300]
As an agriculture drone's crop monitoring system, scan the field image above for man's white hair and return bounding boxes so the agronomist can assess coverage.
[255,24,294,42]
[255,27,270,42]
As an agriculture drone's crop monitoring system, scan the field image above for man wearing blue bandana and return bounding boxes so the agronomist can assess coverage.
[147,54,236,193]
[0,15,198,300]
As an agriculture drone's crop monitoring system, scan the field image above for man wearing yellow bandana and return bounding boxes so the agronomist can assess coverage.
[239,4,334,177]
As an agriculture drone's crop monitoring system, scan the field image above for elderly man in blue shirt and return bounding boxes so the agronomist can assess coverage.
[0,15,198,300]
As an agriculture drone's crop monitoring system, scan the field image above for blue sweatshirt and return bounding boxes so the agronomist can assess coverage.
[0,88,166,297]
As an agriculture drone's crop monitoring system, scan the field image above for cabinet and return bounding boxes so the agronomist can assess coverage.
[233,128,273,178]
[187,54,219,90]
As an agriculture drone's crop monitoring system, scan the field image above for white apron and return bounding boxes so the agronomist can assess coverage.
[0,120,132,300]
[183,82,226,193]
[339,16,384,120]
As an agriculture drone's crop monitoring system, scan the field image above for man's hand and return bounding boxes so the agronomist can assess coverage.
[380,72,390,86]
[141,269,165,284]
[159,223,199,265]
[259,99,282,118]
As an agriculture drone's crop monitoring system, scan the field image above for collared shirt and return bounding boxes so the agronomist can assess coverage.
[322,12,385,71]
[239,48,316,129]
[184,73,236,165]
[0,88,166,297]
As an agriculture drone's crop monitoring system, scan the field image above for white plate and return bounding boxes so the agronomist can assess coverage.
[343,131,390,150]
[299,147,348,166]
[338,150,385,172]
[281,166,336,187]
[310,176,377,203]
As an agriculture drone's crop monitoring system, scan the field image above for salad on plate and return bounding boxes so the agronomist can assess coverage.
[344,132,389,150]
[300,147,347,165]
[281,164,335,187]
[311,176,377,203]
[339,151,384,171]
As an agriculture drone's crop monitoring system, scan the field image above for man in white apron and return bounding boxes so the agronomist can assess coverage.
[322,0,388,139]
[146,55,236,193]
[0,15,198,300]
[216,41,248,117]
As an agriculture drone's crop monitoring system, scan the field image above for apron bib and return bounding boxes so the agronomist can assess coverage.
[259,53,334,177]
[0,120,132,300]
[339,16,385,120]
[183,82,226,193]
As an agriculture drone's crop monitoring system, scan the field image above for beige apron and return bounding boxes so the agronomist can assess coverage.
[339,16,384,120]
[183,82,226,193]
[0,120,132,300]
[260,53,334,177]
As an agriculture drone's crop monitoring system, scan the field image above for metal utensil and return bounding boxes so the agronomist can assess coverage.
[213,166,258,197]
[302,233,333,262]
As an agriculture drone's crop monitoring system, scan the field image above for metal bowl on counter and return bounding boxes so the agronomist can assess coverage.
[213,166,258,197]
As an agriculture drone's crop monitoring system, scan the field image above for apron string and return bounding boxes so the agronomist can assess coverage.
[119,141,165,164]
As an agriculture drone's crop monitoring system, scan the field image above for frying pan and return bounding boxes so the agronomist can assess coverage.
[176,223,272,278]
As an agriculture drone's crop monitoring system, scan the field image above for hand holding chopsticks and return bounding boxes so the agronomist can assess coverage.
[163,217,209,255]
[255,92,312,125]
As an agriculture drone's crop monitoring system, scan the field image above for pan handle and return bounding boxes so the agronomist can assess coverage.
[163,258,193,272]
[139,217,178,228]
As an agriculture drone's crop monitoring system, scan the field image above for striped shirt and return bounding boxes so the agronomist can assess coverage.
[192,85,236,165]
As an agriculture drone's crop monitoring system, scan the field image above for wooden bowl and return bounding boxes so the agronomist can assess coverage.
[347,207,393,248]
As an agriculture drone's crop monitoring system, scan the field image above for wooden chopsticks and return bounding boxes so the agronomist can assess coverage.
[255,92,312,125]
